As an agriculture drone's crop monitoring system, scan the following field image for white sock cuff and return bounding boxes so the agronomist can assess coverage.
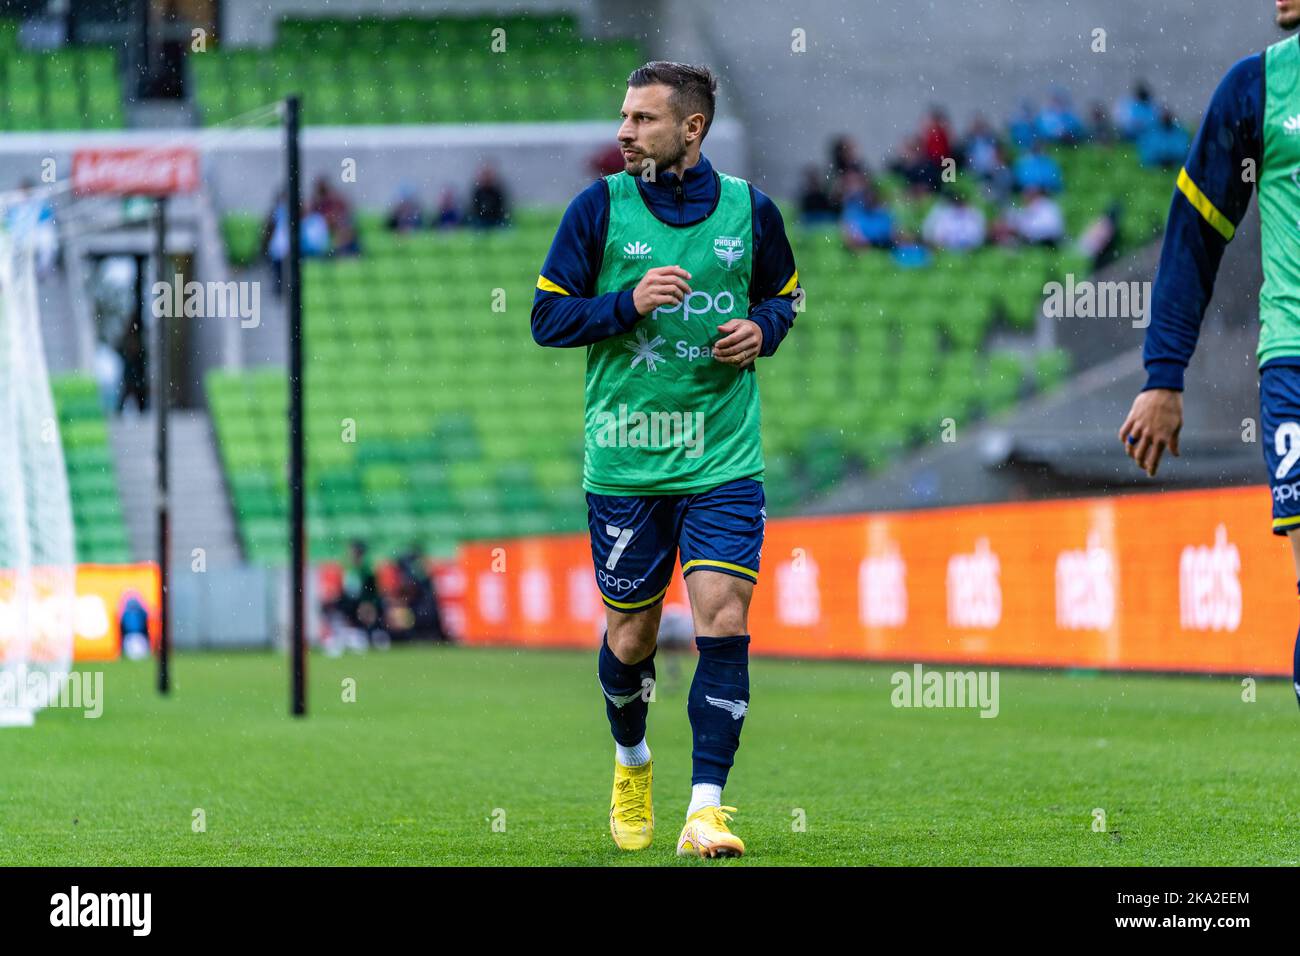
[615,738,651,767]
[687,783,723,817]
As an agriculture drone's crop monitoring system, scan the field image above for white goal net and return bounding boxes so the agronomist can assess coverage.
[0,198,77,726]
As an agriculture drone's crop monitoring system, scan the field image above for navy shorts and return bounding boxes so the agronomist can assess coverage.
[1261,364,1300,536]
[586,477,766,612]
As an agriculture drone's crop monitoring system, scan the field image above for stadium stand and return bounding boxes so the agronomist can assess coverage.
[0,20,122,131]
[192,14,643,126]
[50,375,133,564]
[208,210,589,564]
[207,138,1171,565]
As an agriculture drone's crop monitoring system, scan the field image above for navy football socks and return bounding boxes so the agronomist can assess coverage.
[688,634,751,786]
[598,633,656,747]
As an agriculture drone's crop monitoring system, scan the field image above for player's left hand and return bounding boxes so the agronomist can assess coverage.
[713,319,763,367]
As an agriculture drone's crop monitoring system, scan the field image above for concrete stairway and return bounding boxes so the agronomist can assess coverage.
[108,409,243,568]
[35,267,86,376]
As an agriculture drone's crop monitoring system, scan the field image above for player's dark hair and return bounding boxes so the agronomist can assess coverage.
[627,61,718,139]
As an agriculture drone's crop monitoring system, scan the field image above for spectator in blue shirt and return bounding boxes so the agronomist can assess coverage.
[1035,90,1086,144]
[1114,81,1159,141]
[1138,108,1191,169]
[840,172,895,249]
[1012,142,1064,194]
[891,229,931,269]
[1007,100,1039,150]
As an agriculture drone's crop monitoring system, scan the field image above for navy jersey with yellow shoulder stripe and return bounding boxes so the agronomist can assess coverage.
[529,154,799,357]
[1143,34,1300,391]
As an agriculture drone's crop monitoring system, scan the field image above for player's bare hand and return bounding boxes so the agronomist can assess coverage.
[1118,388,1183,478]
[713,319,764,367]
[632,265,692,316]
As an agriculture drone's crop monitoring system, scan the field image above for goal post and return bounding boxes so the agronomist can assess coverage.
[0,205,77,726]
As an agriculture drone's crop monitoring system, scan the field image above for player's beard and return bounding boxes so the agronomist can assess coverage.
[654,130,689,175]
[1280,3,1300,29]
[629,130,689,179]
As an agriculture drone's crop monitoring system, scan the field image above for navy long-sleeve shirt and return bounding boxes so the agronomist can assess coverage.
[531,153,800,357]
[1142,50,1300,390]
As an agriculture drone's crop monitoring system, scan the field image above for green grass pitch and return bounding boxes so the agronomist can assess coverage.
[2,645,1297,865]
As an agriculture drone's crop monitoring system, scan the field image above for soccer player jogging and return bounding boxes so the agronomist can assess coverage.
[1120,1,1300,704]
[531,62,800,856]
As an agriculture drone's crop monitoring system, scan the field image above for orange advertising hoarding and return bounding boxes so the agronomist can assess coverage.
[459,485,1294,676]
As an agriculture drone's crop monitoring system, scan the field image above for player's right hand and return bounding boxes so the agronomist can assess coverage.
[1118,388,1183,478]
[633,265,692,316]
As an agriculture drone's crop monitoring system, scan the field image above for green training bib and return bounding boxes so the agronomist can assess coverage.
[1258,34,1300,365]
[583,170,763,495]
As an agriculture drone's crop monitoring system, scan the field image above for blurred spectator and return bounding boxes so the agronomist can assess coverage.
[840,172,895,249]
[1007,100,1039,149]
[119,593,150,660]
[969,137,1015,205]
[264,192,330,295]
[434,187,462,229]
[302,210,330,255]
[960,114,1002,177]
[889,134,941,191]
[830,134,866,178]
[891,229,932,268]
[324,540,389,650]
[1077,202,1123,269]
[921,192,986,251]
[1138,109,1190,169]
[589,142,626,178]
[1012,141,1064,194]
[386,184,425,233]
[1087,102,1116,145]
[116,320,148,414]
[1035,90,1086,144]
[309,176,360,255]
[468,164,510,228]
[391,547,448,643]
[1114,81,1158,141]
[799,166,838,226]
[920,107,954,165]
[1004,187,1066,247]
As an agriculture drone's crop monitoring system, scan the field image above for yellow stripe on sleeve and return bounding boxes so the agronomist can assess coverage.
[536,274,571,296]
[777,269,799,297]
[1176,167,1235,242]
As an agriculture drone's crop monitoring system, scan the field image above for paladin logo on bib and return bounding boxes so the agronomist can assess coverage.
[1284,113,1300,135]
[623,240,652,259]
[713,235,744,270]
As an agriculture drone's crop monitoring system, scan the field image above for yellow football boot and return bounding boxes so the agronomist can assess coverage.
[609,760,654,850]
[676,805,745,858]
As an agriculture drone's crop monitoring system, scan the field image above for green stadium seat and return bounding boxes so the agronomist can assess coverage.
[52,374,132,564]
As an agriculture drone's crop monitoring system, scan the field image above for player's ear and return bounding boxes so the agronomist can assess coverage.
[686,112,706,143]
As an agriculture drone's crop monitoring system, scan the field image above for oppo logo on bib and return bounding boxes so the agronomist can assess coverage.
[654,290,737,321]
